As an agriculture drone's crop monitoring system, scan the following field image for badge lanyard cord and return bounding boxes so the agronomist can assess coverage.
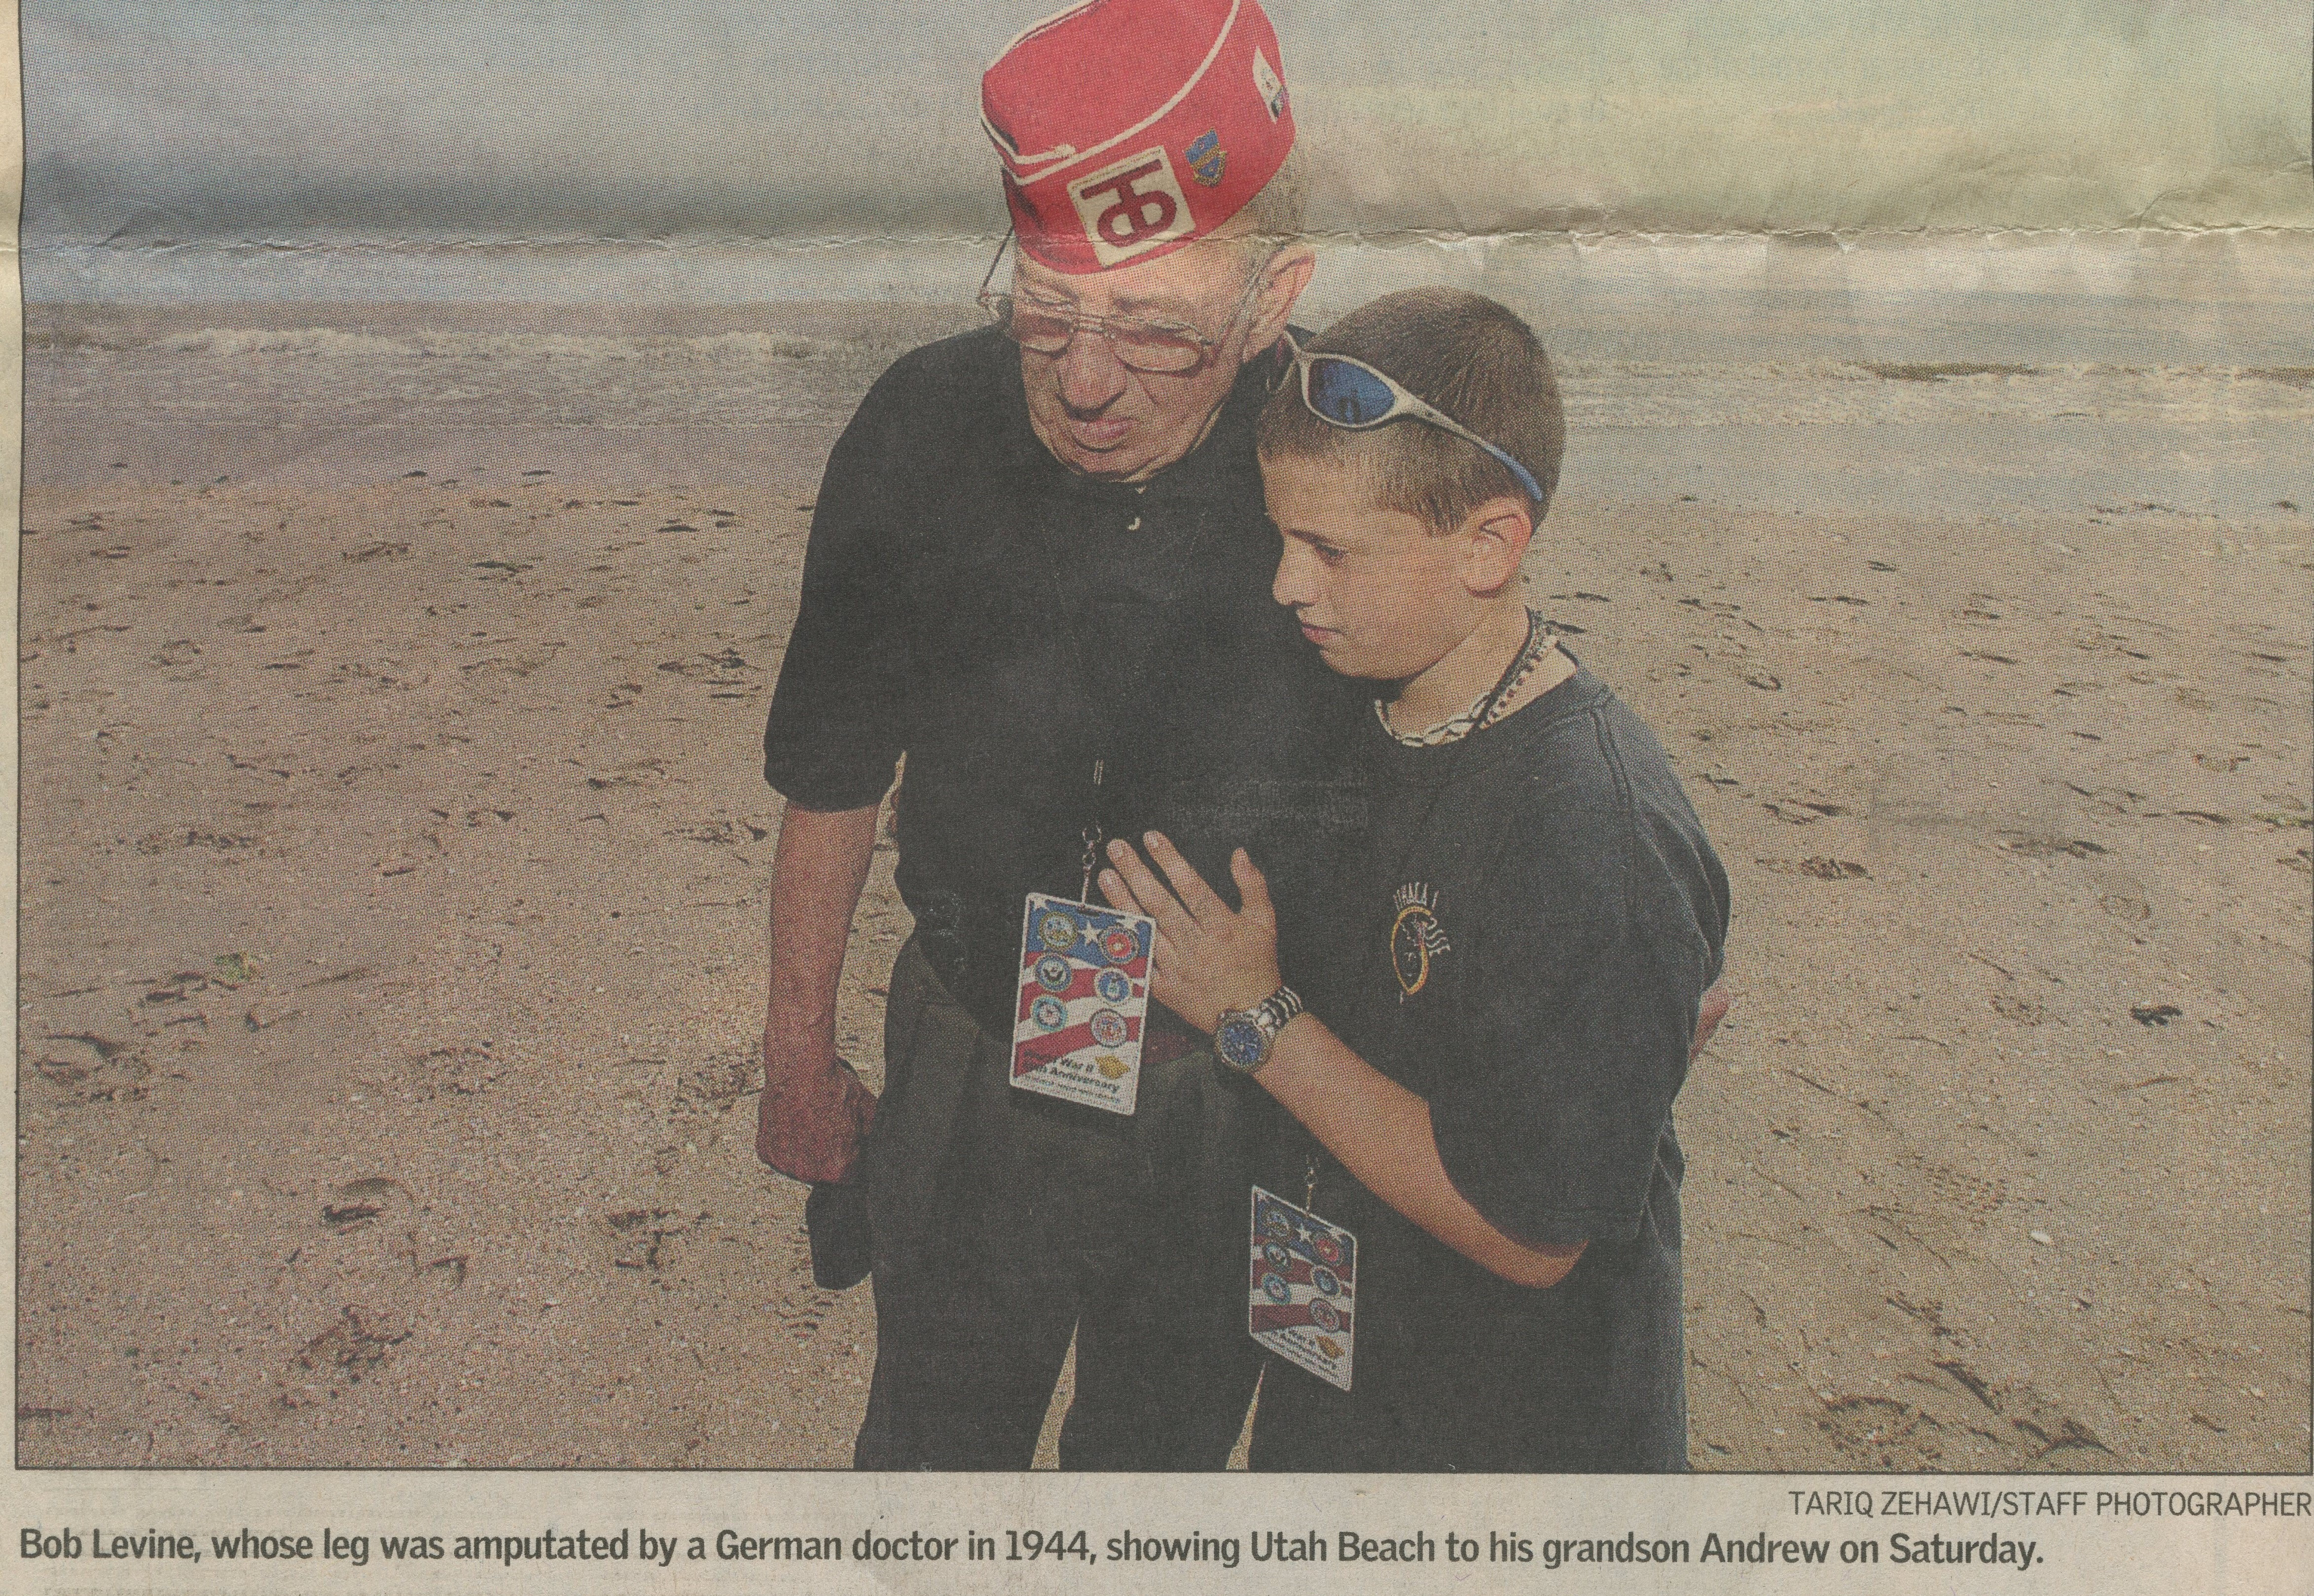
[1092,509,1220,898]
[1059,359,1290,900]
[1304,607,1547,1211]
[1017,492,1218,904]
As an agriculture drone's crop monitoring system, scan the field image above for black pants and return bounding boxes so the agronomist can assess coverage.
[853,938,1265,1470]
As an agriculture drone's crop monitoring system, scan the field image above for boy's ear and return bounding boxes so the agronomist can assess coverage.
[1459,495,1535,597]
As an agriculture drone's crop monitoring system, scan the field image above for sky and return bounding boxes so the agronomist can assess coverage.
[23,0,2312,255]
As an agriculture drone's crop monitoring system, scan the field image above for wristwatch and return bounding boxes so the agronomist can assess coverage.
[1213,986,1305,1075]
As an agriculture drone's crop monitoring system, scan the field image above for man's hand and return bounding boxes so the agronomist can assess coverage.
[1692,980,1734,1063]
[756,1040,877,1185]
[1098,833,1283,1034]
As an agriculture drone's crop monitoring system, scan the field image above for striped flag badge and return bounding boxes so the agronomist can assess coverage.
[1011,892,1155,1116]
[1249,1187,1356,1391]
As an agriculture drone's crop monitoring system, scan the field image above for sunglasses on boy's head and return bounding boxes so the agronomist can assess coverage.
[1283,329,1547,508]
[977,228,1274,375]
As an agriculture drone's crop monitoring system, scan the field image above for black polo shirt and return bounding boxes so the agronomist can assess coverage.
[763,325,1366,1039]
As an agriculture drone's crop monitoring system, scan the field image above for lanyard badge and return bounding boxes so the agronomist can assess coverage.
[1010,891,1156,1116]
[1249,1185,1357,1391]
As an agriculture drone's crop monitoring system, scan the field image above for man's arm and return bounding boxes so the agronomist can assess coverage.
[755,802,883,1184]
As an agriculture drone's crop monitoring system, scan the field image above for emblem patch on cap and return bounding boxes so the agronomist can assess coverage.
[1184,129,1227,187]
[1390,882,1450,1001]
[1252,49,1287,122]
[1067,146,1195,267]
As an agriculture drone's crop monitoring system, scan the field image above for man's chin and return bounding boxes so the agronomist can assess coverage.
[1056,424,1147,475]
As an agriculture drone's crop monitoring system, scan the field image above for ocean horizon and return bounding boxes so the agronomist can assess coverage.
[24,230,2314,523]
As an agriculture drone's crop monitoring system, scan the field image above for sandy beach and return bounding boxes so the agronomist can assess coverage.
[14,298,2312,1471]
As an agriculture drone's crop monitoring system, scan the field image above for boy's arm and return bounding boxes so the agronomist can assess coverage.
[1254,1016,1586,1288]
[1101,835,1584,1289]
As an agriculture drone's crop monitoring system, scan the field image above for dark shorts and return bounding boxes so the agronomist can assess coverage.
[852,937,1267,1470]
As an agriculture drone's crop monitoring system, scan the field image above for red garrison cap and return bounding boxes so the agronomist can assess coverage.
[981,0,1296,274]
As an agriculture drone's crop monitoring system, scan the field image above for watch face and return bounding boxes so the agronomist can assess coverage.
[1215,1015,1267,1071]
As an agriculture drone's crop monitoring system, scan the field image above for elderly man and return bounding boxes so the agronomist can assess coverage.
[755,0,1360,1470]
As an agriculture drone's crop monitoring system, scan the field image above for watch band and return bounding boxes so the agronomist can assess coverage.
[1256,985,1304,1035]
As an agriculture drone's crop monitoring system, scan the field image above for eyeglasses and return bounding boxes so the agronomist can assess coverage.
[976,228,1273,375]
[1283,329,1546,507]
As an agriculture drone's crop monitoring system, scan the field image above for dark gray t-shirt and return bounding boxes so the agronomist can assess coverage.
[1253,659,1729,1472]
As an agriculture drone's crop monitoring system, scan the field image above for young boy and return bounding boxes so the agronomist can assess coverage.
[1099,287,1730,1470]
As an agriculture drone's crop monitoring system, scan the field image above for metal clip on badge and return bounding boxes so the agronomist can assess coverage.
[1080,759,1106,901]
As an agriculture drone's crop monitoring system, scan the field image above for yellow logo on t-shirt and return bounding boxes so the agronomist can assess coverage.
[1390,882,1450,1001]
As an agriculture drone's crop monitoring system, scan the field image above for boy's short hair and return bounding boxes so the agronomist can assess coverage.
[1258,287,1566,533]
